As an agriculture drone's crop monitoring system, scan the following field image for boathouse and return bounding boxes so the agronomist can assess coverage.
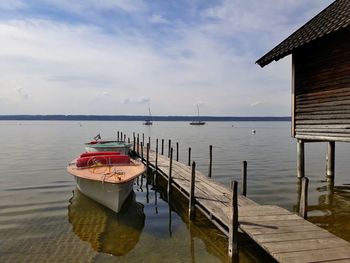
[256,0,350,180]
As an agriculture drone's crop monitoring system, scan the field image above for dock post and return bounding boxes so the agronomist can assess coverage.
[117,131,120,141]
[168,140,171,158]
[133,136,136,151]
[141,142,144,160]
[299,177,309,219]
[228,180,239,260]
[326,141,335,181]
[189,161,196,220]
[242,161,247,196]
[124,134,126,142]
[128,137,130,143]
[148,137,151,148]
[137,134,140,154]
[155,139,158,184]
[176,142,179,162]
[142,133,144,145]
[168,147,173,195]
[120,132,123,141]
[297,140,305,179]
[208,145,213,178]
[146,142,150,172]
[161,139,164,155]
[188,147,191,166]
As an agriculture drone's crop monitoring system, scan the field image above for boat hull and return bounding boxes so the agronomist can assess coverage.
[85,145,130,154]
[74,176,134,213]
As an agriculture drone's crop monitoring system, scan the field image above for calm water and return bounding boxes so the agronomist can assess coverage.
[1,121,350,262]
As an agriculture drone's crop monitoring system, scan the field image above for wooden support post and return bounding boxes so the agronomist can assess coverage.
[155,139,158,184]
[117,131,120,141]
[140,142,144,160]
[148,137,151,148]
[128,137,130,143]
[208,145,213,178]
[326,141,335,181]
[228,180,239,259]
[120,132,123,142]
[189,161,196,220]
[299,177,309,219]
[124,134,126,142]
[161,139,164,155]
[133,136,136,151]
[297,140,305,179]
[146,142,150,172]
[188,147,191,166]
[176,142,179,162]
[242,161,247,196]
[142,133,145,145]
[168,147,173,195]
[168,140,171,158]
[137,134,140,154]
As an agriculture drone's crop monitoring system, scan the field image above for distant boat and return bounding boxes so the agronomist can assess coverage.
[143,107,153,125]
[190,104,206,125]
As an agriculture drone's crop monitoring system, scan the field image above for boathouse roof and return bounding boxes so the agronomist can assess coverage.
[256,0,350,67]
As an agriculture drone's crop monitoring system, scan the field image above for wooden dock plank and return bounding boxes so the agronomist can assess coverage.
[139,146,350,262]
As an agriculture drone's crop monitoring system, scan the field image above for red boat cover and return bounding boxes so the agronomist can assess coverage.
[79,151,121,158]
[76,155,130,168]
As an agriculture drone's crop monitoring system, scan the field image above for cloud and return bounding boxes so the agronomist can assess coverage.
[0,0,26,10]
[16,87,29,100]
[250,101,262,107]
[149,15,170,24]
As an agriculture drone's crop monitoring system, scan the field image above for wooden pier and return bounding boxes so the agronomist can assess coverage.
[132,137,350,263]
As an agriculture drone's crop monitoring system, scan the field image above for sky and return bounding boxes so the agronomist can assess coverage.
[0,0,333,116]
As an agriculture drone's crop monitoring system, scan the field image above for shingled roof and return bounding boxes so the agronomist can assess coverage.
[256,0,350,67]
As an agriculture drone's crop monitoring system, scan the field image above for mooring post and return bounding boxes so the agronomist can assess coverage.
[128,137,130,143]
[176,142,179,162]
[146,142,150,172]
[133,136,136,151]
[124,134,126,142]
[228,180,239,260]
[120,132,123,142]
[168,140,171,158]
[188,147,191,166]
[148,137,151,148]
[189,161,196,220]
[155,139,159,184]
[117,131,120,141]
[142,133,145,145]
[141,142,144,160]
[242,161,247,196]
[137,134,140,155]
[168,147,173,195]
[208,145,213,178]
[326,141,335,181]
[297,139,305,179]
[299,177,309,219]
[161,139,164,155]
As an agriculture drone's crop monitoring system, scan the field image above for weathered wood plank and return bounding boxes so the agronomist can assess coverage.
[254,230,333,243]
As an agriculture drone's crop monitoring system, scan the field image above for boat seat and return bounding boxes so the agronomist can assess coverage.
[76,155,130,168]
[79,151,121,158]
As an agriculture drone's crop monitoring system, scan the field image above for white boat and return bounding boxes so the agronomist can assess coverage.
[67,152,146,213]
[190,104,206,125]
[85,140,132,154]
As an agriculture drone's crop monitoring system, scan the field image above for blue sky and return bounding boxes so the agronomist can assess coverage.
[0,0,333,116]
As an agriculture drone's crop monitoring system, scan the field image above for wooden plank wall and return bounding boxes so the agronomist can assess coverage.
[294,30,350,141]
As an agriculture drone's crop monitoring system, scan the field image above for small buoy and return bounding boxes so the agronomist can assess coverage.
[252,129,256,134]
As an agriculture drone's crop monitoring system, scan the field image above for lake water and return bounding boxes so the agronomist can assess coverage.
[1,121,350,262]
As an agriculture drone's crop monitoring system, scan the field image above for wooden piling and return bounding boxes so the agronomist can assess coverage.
[189,161,196,220]
[155,139,158,183]
[148,137,151,148]
[124,134,126,142]
[208,145,213,178]
[168,140,171,158]
[176,142,179,162]
[188,147,191,166]
[242,161,247,196]
[326,141,335,180]
[161,139,164,155]
[146,143,150,172]
[120,132,123,141]
[128,137,130,143]
[228,180,239,259]
[137,135,140,154]
[117,131,120,141]
[133,136,136,151]
[167,147,173,195]
[142,133,145,145]
[297,140,305,179]
[141,142,144,160]
[299,177,309,219]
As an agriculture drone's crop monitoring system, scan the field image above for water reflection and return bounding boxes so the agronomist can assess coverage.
[307,183,350,240]
[68,189,145,256]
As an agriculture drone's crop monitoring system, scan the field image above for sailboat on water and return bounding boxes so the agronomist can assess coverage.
[190,104,206,125]
[143,107,153,125]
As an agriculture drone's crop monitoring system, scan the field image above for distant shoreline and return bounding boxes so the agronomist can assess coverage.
[0,115,291,121]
